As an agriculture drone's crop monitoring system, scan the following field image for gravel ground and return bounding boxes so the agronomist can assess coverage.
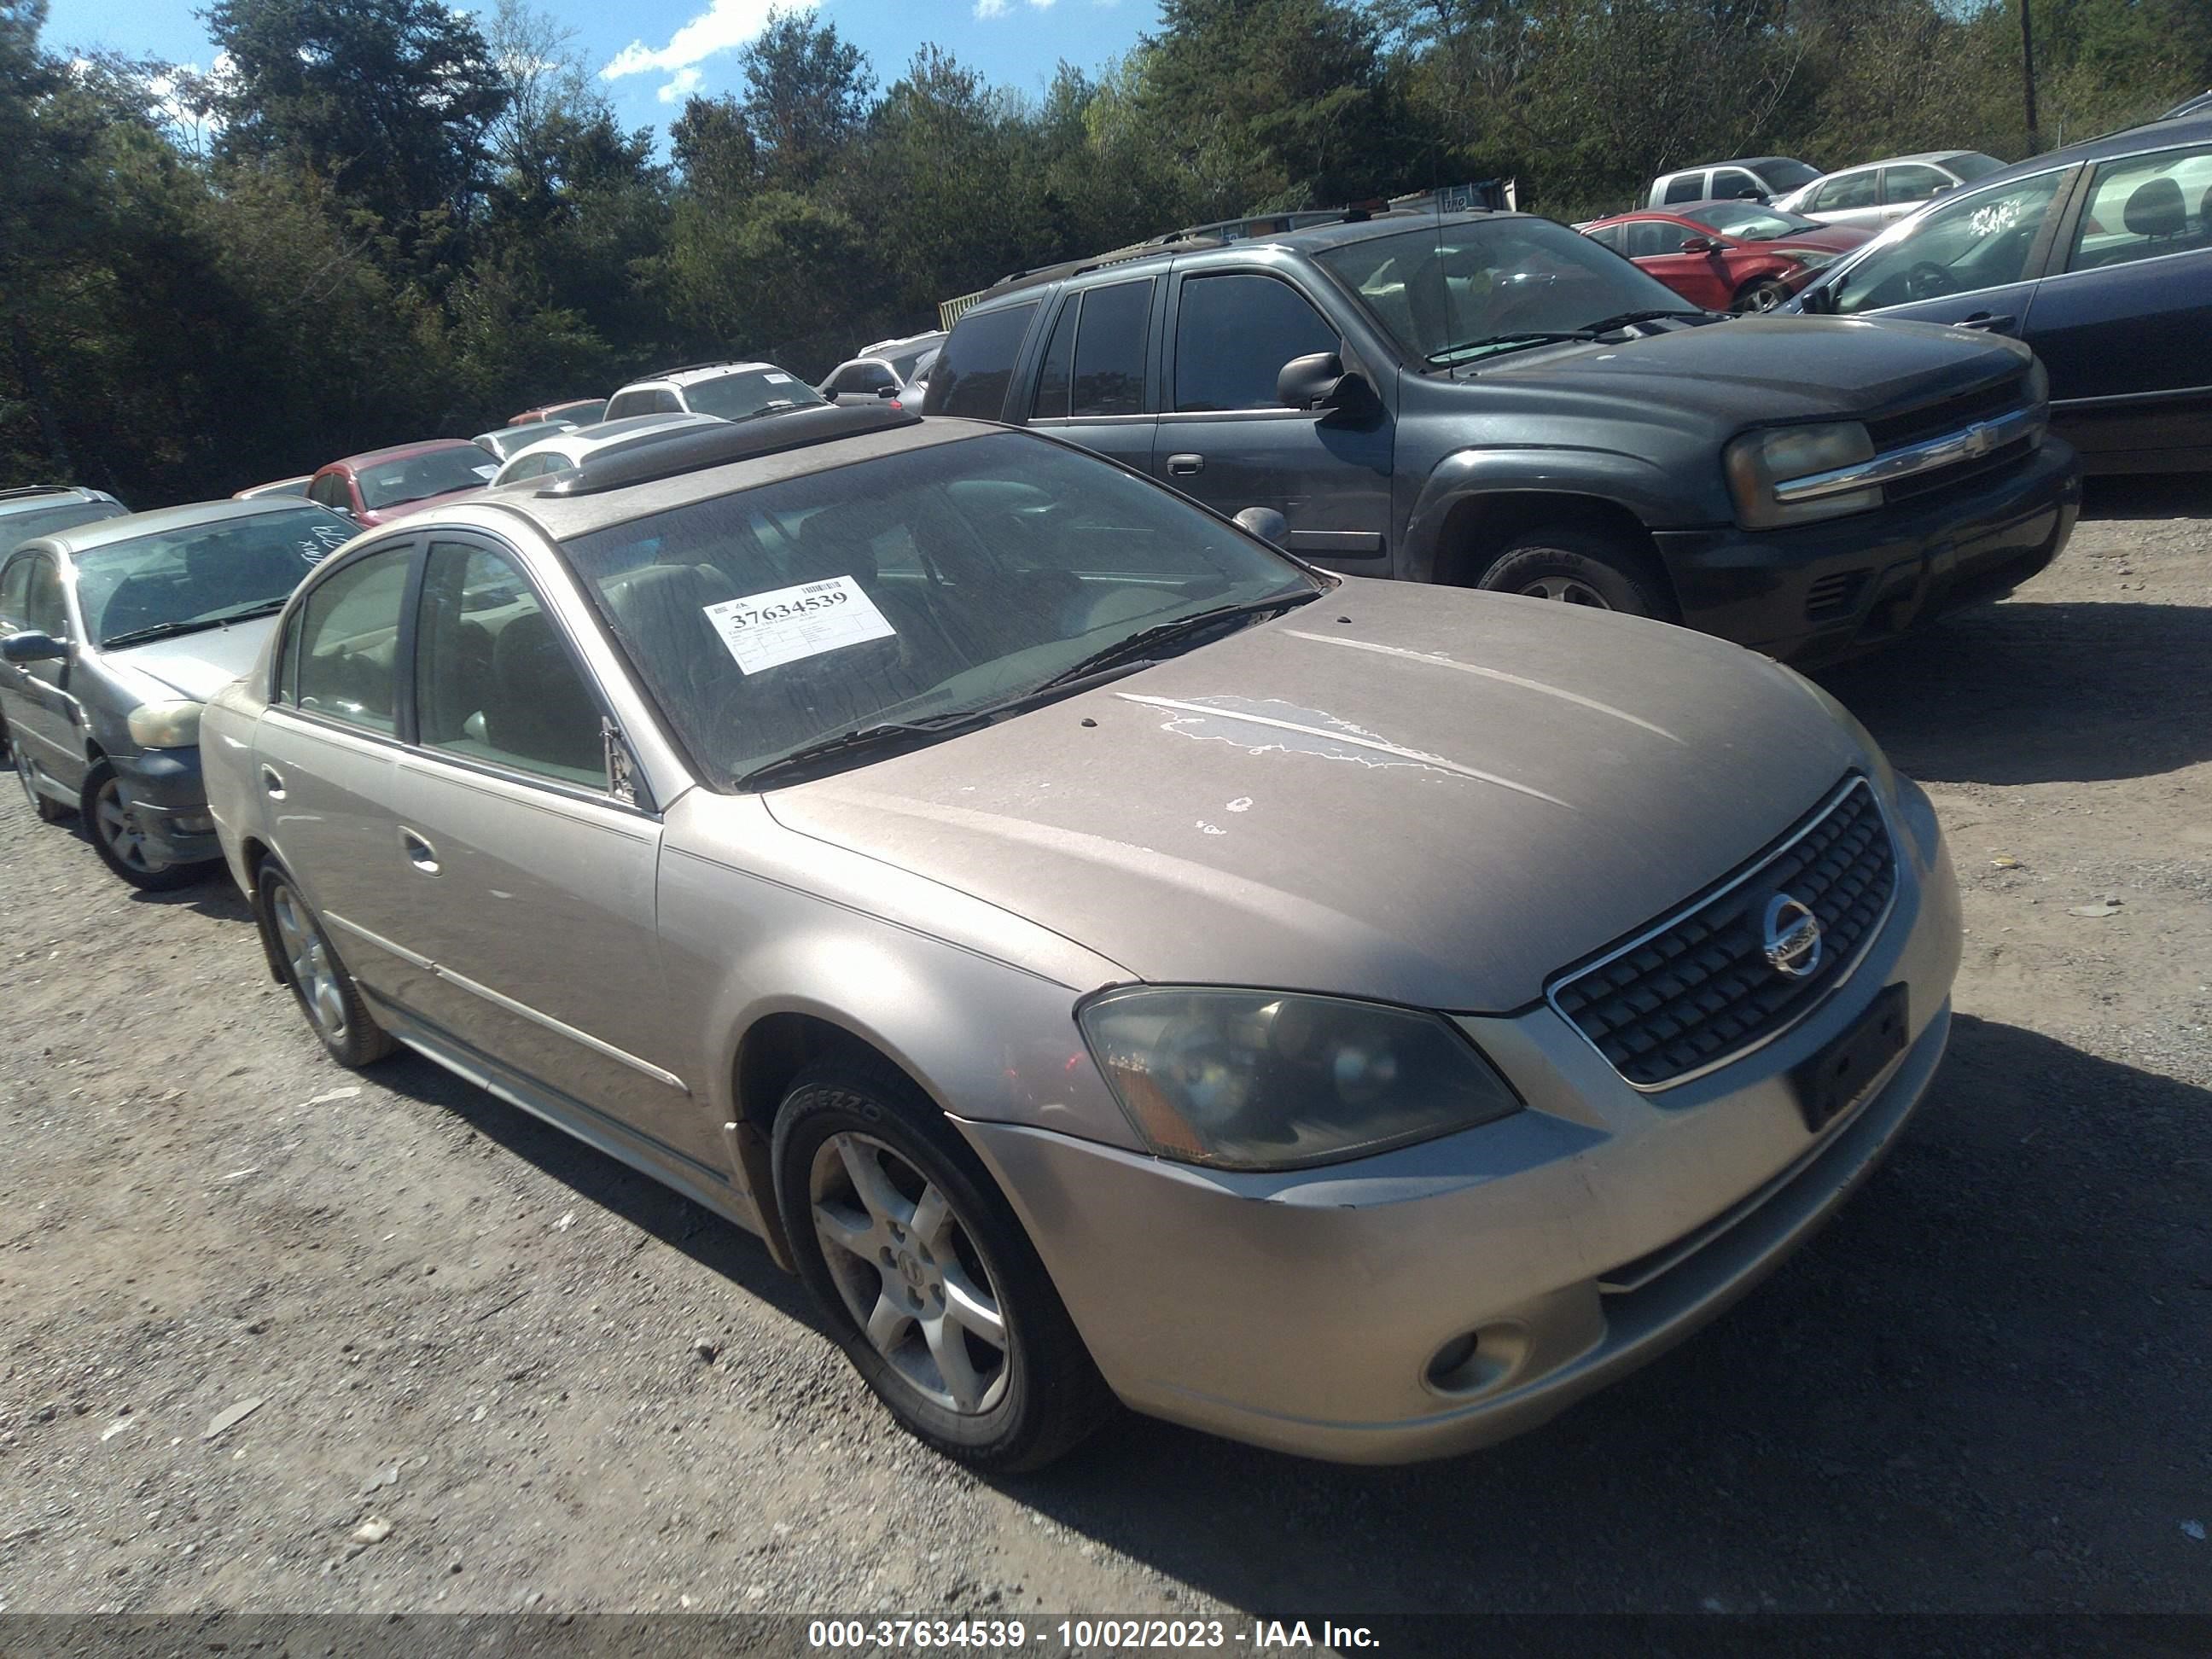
[0,476,2207,1633]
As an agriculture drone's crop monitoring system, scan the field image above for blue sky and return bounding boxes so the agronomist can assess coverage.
[42,0,1155,153]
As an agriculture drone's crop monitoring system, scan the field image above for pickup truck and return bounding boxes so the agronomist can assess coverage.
[922,209,2081,664]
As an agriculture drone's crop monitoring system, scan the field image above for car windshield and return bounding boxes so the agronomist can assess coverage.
[4,500,125,554]
[1761,160,1821,190]
[562,431,1322,788]
[682,370,830,421]
[887,344,940,382]
[481,422,568,457]
[1683,201,1823,239]
[76,506,354,648]
[1948,153,2006,183]
[1314,219,1692,364]
[358,447,497,509]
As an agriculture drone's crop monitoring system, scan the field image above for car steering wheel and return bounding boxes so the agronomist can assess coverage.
[1904,261,1961,301]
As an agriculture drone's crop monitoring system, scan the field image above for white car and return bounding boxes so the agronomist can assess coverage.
[1773,151,2006,230]
[818,331,946,407]
[490,413,723,487]
[602,362,828,424]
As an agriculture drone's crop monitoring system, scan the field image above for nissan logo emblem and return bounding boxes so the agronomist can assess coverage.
[1762,894,1825,980]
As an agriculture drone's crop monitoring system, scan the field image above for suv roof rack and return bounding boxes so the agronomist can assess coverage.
[536,405,922,499]
[0,485,79,503]
[643,360,742,380]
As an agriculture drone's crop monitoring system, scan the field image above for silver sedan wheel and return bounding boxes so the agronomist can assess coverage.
[92,777,169,873]
[270,881,350,1042]
[810,1132,1010,1416]
[1517,574,1612,607]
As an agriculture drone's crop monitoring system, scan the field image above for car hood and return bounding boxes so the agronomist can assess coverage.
[107,614,277,702]
[1472,316,2027,425]
[764,582,1868,1010]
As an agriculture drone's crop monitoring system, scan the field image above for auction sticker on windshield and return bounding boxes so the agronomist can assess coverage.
[705,575,895,673]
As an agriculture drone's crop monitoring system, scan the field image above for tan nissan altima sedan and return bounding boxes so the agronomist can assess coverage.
[201,405,1961,1471]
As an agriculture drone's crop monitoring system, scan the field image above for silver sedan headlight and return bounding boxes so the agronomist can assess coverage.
[1723,420,1879,529]
[1078,988,1522,1172]
[126,700,204,748]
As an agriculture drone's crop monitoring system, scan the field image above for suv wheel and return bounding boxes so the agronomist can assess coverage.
[773,1058,1115,1472]
[258,864,395,1068]
[1476,529,1674,618]
[1733,276,1793,313]
[81,763,201,890]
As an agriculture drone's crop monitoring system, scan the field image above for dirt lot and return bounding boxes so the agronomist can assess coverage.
[2,477,2207,1632]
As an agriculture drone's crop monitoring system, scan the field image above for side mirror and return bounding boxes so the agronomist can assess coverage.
[1232,507,1289,546]
[1276,352,1377,416]
[2,630,67,666]
[1680,236,1721,253]
[876,384,900,399]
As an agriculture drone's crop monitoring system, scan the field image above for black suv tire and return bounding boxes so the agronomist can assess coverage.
[1476,528,1675,618]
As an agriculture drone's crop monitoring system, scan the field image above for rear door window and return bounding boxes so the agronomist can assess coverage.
[1815,171,1879,212]
[293,547,413,734]
[1070,279,1151,417]
[2067,143,2212,271]
[932,302,1041,420]
[1662,173,1706,205]
[1883,164,1951,207]
[1172,274,1339,413]
[1030,300,1077,419]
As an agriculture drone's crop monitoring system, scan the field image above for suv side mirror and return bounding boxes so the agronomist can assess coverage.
[1232,507,1289,546]
[1679,236,1720,253]
[876,383,900,399]
[2,630,67,665]
[1277,352,1377,416]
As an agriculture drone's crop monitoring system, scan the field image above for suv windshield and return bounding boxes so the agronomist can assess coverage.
[358,447,497,509]
[564,431,1321,788]
[683,370,829,421]
[78,506,354,648]
[1762,160,1821,191]
[1682,202,1823,239]
[1314,219,1692,364]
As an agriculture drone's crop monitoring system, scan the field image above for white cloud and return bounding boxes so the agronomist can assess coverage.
[657,66,705,103]
[602,0,814,88]
[973,0,1010,15]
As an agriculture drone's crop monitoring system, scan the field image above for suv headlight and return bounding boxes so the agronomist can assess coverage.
[1078,988,1521,1172]
[126,700,203,748]
[1724,420,1878,529]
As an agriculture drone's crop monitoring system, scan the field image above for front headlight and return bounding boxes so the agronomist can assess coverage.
[2026,355,2049,410]
[126,700,203,748]
[1078,988,1521,1172]
[1723,420,1879,529]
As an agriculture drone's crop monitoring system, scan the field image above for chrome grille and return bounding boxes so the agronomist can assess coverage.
[1549,777,1897,1089]
[1866,374,2029,452]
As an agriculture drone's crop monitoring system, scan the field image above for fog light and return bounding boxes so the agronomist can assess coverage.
[172,812,215,835]
[1425,1333,1480,1389]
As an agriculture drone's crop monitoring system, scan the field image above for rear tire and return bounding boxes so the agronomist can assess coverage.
[1476,528,1674,618]
[773,1058,1115,1472]
[10,736,68,823]
[257,863,395,1068]
[81,763,203,890]
[1733,276,1793,313]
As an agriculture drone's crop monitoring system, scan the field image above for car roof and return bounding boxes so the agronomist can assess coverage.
[325,438,482,471]
[510,414,719,464]
[859,331,946,356]
[469,410,993,544]
[619,362,784,392]
[961,210,1539,313]
[1960,114,2212,190]
[26,495,332,556]
[0,485,114,516]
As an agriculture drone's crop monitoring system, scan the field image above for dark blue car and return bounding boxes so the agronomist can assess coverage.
[1786,115,2212,474]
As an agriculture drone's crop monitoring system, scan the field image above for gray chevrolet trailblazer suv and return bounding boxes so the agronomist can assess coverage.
[923,210,2082,664]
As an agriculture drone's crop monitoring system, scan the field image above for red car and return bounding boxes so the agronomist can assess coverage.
[305,439,499,528]
[509,398,607,427]
[1580,201,1872,313]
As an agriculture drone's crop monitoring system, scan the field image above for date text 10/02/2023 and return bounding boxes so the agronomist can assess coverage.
[805,1618,1382,1650]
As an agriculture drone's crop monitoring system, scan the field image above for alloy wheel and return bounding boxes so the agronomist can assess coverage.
[270,881,350,1042]
[1517,573,1613,607]
[809,1132,1010,1415]
[93,777,169,874]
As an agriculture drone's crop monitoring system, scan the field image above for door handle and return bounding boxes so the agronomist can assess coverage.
[399,827,440,876]
[259,764,286,799]
[1959,312,2016,334]
[1166,452,1205,477]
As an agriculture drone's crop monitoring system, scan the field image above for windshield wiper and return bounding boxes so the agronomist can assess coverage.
[1427,331,1597,366]
[1029,591,1318,694]
[738,711,995,790]
[102,598,287,650]
[1579,307,1714,333]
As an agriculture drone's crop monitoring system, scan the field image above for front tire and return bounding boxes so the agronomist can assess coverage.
[10,736,67,823]
[1733,276,1793,313]
[258,863,395,1068]
[773,1059,1114,1472]
[81,763,202,890]
[1476,528,1674,618]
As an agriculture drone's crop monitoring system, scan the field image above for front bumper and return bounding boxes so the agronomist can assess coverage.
[113,748,222,865]
[1654,435,2081,665]
[958,778,1963,1464]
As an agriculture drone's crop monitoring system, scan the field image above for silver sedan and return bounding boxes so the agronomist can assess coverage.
[201,408,1961,1470]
